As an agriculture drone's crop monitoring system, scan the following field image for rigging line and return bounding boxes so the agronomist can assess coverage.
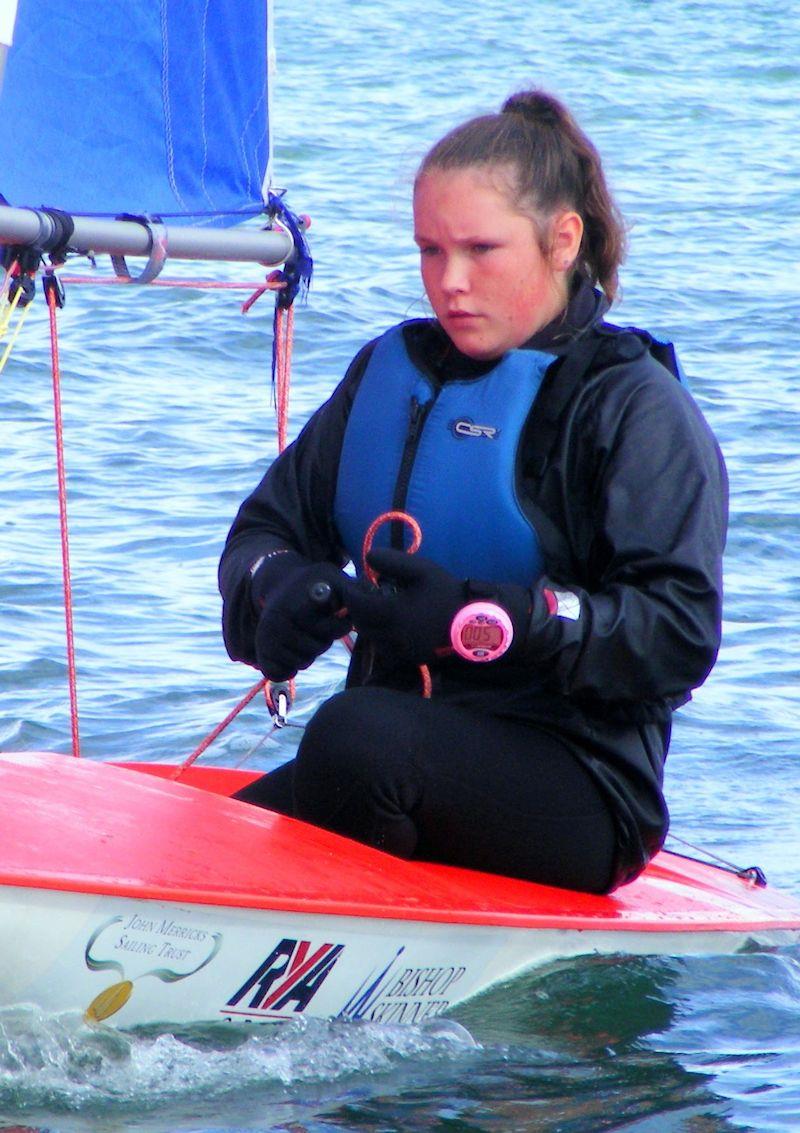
[233,717,306,769]
[273,304,293,452]
[0,288,16,330]
[58,275,285,292]
[45,276,81,758]
[0,271,34,373]
[0,304,31,373]
[666,832,767,884]
[169,677,269,779]
[176,282,296,770]
[0,258,16,302]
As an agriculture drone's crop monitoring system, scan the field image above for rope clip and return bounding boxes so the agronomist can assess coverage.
[43,270,66,309]
[2,246,41,307]
[737,865,768,888]
[8,272,36,308]
[266,681,293,728]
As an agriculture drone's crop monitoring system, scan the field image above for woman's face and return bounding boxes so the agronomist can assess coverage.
[413,166,579,360]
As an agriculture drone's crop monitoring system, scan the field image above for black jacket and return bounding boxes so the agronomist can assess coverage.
[219,282,728,884]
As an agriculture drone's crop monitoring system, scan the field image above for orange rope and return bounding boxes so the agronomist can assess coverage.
[361,510,422,585]
[169,677,268,779]
[273,304,294,453]
[266,298,294,707]
[45,278,82,757]
[360,511,432,699]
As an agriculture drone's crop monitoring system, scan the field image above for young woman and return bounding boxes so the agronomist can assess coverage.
[218,89,727,894]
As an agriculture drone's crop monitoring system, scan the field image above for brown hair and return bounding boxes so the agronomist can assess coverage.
[416,89,627,302]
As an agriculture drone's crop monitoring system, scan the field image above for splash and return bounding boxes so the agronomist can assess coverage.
[0,1006,478,1129]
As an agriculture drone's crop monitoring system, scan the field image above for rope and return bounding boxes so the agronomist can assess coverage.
[168,677,269,779]
[265,295,294,709]
[0,261,14,300]
[5,257,292,766]
[190,505,432,768]
[361,510,432,699]
[272,303,293,453]
[0,263,35,375]
[666,833,768,887]
[171,277,296,777]
[45,277,82,757]
[59,275,283,292]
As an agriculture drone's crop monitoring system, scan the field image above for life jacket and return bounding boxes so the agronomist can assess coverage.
[333,323,555,585]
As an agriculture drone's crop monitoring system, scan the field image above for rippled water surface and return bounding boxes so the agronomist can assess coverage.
[2,0,800,1129]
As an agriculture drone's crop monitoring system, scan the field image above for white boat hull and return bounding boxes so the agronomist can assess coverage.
[0,883,790,1030]
[1,752,799,1029]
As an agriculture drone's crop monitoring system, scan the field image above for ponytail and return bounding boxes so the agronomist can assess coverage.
[417,89,627,302]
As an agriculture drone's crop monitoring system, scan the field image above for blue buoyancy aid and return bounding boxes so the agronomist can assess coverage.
[333,323,556,586]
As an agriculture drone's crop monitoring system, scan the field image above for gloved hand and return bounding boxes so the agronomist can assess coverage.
[253,555,353,681]
[344,547,533,667]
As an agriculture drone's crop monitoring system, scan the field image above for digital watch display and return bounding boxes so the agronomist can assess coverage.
[450,602,513,662]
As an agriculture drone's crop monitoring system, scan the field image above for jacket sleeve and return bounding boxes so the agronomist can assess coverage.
[218,343,373,666]
[525,357,728,709]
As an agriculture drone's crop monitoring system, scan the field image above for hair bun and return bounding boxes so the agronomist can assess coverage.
[501,90,563,128]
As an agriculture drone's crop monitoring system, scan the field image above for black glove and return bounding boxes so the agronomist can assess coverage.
[253,554,353,681]
[344,547,534,667]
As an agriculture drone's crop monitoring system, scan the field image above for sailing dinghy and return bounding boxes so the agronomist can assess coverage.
[1,1,799,1031]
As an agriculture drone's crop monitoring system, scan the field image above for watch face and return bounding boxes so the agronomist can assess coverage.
[460,620,505,652]
[451,602,513,662]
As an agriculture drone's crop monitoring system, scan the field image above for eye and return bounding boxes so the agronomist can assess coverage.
[417,244,440,258]
[470,242,496,255]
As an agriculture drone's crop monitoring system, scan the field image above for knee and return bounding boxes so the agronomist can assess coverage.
[296,690,370,781]
[296,688,414,784]
[292,688,421,840]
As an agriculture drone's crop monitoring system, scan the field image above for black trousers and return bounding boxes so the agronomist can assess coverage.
[235,686,619,894]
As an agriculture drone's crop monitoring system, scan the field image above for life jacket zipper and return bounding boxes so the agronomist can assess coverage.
[390,393,434,548]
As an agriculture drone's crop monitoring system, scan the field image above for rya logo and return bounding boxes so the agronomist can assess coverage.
[450,417,500,440]
[224,937,343,1017]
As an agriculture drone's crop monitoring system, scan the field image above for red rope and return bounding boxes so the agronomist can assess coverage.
[46,280,82,757]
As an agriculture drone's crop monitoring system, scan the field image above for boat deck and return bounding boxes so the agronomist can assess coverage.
[3,750,800,933]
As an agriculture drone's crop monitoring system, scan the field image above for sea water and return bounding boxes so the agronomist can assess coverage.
[1,0,799,1128]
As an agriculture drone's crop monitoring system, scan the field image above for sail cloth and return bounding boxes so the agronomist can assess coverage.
[0,0,273,227]
[0,0,17,47]
[0,0,18,95]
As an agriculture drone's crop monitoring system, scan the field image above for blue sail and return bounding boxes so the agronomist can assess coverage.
[0,0,272,226]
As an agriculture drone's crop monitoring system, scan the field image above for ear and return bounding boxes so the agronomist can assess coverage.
[550,211,583,272]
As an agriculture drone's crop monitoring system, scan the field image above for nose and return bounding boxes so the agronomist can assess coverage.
[440,253,469,295]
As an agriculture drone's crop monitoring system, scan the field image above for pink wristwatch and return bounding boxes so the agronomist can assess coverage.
[450,602,514,662]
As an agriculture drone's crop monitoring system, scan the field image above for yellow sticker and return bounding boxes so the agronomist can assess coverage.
[84,979,134,1023]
